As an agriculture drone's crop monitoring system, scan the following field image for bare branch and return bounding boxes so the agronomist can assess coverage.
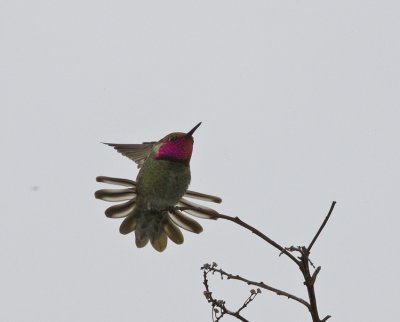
[298,247,323,322]
[237,290,261,316]
[308,201,336,252]
[198,202,337,322]
[311,266,321,285]
[202,264,310,309]
[202,263,256,322]
[171,204,302,267]
[214,213,301,266]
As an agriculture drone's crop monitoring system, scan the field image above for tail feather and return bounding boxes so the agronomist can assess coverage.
[151,231,168,252]
[184,190,222,203]
[123,211,187,251]
[135,230,149,248]
[96,175,222,251]
[169,210,203,234]
[96,176,136,187]
[105,198,136,218]
[119,215,137,234]
[95,188,136,202]
[163,218,184,244]
[178,198,218,219]
[131,211,169,252]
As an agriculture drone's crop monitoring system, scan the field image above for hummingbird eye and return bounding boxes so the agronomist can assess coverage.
[168,136,176,142]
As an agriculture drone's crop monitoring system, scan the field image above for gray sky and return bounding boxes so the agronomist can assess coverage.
[2,1,399,321]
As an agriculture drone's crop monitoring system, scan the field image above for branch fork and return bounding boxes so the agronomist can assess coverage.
[196,201,336,322]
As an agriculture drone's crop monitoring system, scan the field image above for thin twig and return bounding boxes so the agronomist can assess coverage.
[204,265,310,309]
[214,213,301,266]
[197,202,337,322]
[173,205,300,265]
[311,266,321,285]
[202,263,255,322]
[308,201,336,252]
[236,292,259,315]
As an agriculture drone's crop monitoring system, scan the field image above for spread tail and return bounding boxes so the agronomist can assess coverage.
[119,210,201,252]
[95,175,222,252]
[120,210,170,252]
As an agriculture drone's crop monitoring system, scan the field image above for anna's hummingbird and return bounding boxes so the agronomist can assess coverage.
[95,122,222,252]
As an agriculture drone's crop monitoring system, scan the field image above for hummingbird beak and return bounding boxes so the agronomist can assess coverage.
[186,122,202,137]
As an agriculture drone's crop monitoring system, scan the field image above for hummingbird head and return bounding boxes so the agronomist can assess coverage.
[153,122,202,163]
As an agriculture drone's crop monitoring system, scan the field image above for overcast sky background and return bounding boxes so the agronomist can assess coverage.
[2,1,400,321]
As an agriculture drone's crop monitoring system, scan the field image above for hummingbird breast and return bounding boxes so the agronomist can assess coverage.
[135,158,191,211]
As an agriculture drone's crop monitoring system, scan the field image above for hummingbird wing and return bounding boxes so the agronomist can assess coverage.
[102,142,157,168]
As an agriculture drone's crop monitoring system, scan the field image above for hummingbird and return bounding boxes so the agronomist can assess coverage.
[95,122,222,252]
